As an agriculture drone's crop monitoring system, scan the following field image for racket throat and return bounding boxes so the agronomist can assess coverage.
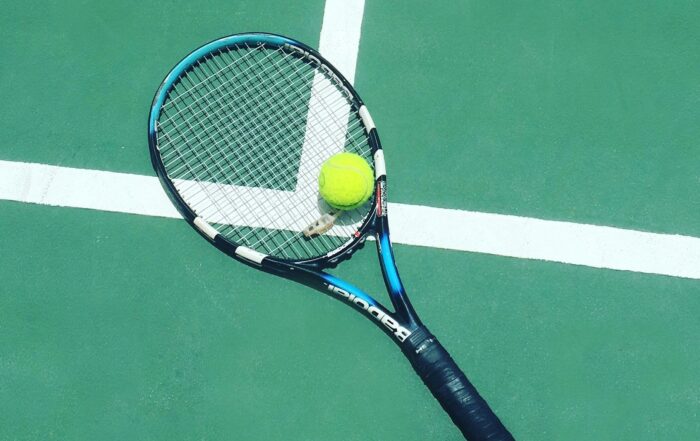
[376,229,421,327]
[325,283,412,342]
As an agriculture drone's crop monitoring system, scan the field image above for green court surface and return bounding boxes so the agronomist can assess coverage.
[1,1,699,440]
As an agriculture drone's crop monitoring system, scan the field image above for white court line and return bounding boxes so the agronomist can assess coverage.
[317,0,365,84]
[294,0,365,190]
[1,160,699,280]
[2,1,698,281]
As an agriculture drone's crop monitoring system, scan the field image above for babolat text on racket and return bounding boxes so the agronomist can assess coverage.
[148,32,514,441]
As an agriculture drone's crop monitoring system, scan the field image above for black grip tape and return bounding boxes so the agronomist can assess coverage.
[402,327,515,441]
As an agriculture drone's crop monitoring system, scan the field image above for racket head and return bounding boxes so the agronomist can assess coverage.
[148,33,384,268]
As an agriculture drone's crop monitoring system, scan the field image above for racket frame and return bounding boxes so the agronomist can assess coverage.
[148,32,513,441]
[148,32,419,341]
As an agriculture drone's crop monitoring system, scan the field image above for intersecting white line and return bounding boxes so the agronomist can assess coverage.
[294,0,365,193]
[2,0,699,280]
[1,160,699,280]
[317,0,365,84]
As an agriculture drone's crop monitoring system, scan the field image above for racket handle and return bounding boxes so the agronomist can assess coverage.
[402,327,515,441]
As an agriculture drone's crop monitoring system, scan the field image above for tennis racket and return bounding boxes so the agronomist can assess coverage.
[148,32,514,441]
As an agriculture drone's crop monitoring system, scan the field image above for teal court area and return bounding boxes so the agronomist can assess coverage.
[1,1,698,440]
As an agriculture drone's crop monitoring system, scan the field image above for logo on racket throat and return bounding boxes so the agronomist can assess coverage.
[327,284,411,342]
[376,181,387,217]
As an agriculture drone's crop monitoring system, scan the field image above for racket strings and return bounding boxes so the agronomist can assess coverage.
[165,63,360,202]
[155,43,373,260]
[166,68,349,228]
[161,60,322,192]
[168,48,323,148]
[161,44,280,116]
[227,94,369,257]
[159,50,306,169]
[160,131,240,232]
[164,57,310,236]
[164,49,360,227]
[166,52,311,190]
[159,47,361,186]
[182,130,367,261]
[169,121,366,261]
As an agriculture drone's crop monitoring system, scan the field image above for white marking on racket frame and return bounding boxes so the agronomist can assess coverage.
[235,246,268,264]
[193,217,219,240]
[373,150,386,178]
[358,105,376,133]
[359,105,375,133]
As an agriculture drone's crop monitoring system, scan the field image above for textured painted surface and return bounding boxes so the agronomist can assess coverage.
[357,1,700,237]
[1,1,699,440]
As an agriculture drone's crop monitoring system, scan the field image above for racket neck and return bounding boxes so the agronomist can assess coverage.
[376,218,421,328]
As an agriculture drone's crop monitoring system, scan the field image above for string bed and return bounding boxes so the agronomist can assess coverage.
[155,43,374,261]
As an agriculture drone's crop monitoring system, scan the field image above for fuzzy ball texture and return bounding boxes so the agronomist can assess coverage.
[318,152,374,210]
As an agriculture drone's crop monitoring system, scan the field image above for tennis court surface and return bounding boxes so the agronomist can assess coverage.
[1,1,699,440]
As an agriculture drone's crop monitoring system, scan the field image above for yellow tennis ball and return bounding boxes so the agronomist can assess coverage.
[318,152,374,210]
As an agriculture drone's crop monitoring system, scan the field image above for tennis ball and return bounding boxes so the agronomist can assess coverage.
[318,152,374,210]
